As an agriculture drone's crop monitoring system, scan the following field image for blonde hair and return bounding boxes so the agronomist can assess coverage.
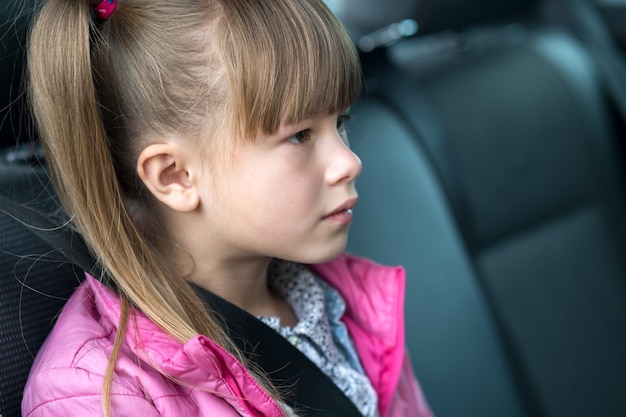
[27,0,361,414]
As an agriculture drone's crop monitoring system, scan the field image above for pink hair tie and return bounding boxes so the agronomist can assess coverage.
[93,0,117,21]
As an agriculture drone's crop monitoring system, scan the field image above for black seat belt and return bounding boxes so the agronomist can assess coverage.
[0,194,364,416]
[193,285,364,416]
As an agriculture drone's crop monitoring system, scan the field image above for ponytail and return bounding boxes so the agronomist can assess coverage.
[27,1,247,414]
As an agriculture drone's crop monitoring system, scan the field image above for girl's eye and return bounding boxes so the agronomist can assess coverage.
[337,114,353,140]
[288,129,311,144]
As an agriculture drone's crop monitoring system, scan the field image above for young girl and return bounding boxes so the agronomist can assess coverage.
[23,0,433,416]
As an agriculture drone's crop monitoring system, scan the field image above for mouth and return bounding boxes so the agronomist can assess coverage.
[323,197,358,222]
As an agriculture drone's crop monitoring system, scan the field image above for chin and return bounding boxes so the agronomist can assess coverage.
[310,251,344,265]
[276,232,349,265]
[299,241,347,265]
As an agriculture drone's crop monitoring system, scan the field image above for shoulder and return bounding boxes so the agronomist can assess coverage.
[23,278,281,417]
[22,281,156,416]
[22,366,162,417]
[22,279,182,417]
[27,279,115,376]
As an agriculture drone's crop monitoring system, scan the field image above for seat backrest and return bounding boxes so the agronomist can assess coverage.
[0,161,82,417]
[348,1,626,415]
[1,4,79,416]
[346,98,529,417]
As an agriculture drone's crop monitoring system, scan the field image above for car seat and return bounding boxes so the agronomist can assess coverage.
[0,161,82,417]
[0,3,82,416]
[343,0,626,416]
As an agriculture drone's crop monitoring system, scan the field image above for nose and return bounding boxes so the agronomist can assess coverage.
[325,135,362,185]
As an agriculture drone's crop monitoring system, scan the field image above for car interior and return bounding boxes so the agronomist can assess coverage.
[2,0,626,416]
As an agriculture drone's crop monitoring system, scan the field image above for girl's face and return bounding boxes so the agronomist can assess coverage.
[196,111,361,265]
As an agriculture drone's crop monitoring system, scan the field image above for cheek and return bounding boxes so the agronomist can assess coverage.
[238,172,321,232]
[248,154,319,198]
[220,144,325,226]
[246,176,316,218]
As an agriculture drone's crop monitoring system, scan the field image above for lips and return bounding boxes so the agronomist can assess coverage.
[323,197,358,220]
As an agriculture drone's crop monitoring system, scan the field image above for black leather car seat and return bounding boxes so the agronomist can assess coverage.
[345,1,626,416]
[347,97,529,416]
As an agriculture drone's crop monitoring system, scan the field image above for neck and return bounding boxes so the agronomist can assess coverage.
[187,255,298,326]
[189,256,272,311]
[159,212,298,326]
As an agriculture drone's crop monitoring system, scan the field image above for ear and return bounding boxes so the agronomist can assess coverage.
[136,143,200,213]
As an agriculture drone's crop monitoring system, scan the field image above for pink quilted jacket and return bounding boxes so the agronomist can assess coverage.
[22,253,433,417]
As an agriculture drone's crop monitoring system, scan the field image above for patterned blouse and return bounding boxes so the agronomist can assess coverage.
[259,260,379,417]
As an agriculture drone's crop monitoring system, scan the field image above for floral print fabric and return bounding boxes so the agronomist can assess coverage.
[259,260,379,417]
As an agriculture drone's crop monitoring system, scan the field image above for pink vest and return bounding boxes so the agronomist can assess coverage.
[23,253,433,417]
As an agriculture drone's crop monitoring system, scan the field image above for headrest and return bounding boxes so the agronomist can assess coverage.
[327,0,421,36]
[329,0,539,46]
